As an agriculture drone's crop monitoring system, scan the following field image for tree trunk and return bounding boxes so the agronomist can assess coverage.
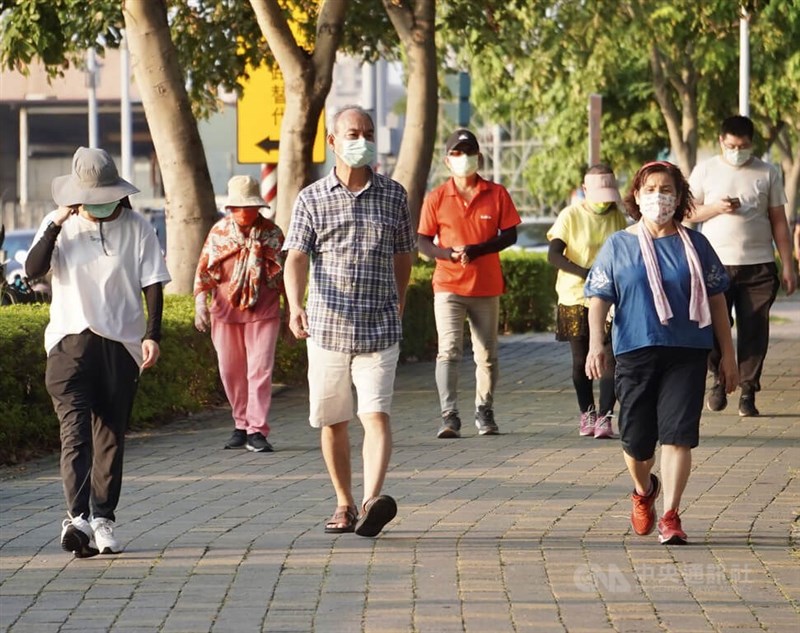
[123,0,217,294]
[249,0,348,233]
[775,128,800,224]
[383,0,438,230]
[649,45,696,176]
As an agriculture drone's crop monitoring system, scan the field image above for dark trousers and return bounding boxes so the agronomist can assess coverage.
[46,331,139,521]
[708,262,779,394]
[569,337,616,414]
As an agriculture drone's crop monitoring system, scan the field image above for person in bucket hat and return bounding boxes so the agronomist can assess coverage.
[193,175,285,453]
[25,147,171,558]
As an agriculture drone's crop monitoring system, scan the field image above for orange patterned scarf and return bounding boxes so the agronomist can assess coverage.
[194,215,284,310]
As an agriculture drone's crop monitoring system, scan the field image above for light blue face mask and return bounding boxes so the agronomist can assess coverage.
[83,201,119,219]
[337,137,376,168]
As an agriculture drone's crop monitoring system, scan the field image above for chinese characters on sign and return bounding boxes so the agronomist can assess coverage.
[237,64,326,164]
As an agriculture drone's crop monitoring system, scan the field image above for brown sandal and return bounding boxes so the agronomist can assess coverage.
[324,505,357,534]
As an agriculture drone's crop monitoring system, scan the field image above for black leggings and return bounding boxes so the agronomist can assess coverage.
[569,337,616,414]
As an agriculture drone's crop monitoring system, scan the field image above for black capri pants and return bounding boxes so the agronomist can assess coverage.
[615,346,709,461]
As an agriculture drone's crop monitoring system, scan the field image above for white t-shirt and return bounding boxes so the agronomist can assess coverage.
[32,209,171,367]
[689,155,786,265]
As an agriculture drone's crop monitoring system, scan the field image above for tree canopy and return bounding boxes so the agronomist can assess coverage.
[440,0,799,214]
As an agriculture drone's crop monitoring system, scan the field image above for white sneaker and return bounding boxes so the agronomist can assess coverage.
[60,516,99,558]
[90,517,122,554]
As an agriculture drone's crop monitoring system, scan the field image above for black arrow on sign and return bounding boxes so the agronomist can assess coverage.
[256,136,280,153]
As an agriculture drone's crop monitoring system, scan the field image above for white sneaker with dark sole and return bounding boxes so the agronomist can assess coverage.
[90,517,122,554]
[61,516,99,558]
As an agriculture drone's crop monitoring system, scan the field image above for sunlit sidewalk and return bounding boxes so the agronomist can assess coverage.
[1,296,798,632]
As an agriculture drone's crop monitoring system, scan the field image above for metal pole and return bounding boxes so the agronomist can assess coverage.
[19,106,29,208]
[739,9,750,117]
[376,59,387,156]
[120,35,133,181]
[361,62,376,120]
[588,93,602,166]
[87,49,99,148]
[492,124,502,184]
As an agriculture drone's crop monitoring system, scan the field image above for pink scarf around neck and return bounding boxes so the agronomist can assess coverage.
[637,221,711,328]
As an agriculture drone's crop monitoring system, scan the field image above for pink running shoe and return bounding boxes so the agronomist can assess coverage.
[579,406,597,436]
[594,411,614,439]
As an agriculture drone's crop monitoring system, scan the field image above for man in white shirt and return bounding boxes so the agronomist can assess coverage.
[689,115,796,417]
[26,147,171,558]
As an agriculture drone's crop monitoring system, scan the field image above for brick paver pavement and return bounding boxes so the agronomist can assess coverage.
[1,298,798,633]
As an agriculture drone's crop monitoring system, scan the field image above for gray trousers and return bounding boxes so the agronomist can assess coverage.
[434,293,500,415]
[45,330,139,522]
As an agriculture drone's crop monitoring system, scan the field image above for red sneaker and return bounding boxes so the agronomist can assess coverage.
[630,474,660,535]
[658,509,688,545]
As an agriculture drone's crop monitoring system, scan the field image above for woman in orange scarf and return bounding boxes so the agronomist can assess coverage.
[194,176,285,452]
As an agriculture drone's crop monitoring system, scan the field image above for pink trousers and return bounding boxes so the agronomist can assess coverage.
[210,317,280,437]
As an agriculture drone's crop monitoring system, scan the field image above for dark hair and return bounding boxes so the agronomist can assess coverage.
[720,115,754,140]
[623,161,694,222]
[585,163,614,176]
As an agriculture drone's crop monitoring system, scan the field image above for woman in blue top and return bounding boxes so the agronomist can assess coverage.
[584,161,737,545]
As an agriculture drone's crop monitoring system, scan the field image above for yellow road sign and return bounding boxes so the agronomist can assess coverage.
[237,64,326,164]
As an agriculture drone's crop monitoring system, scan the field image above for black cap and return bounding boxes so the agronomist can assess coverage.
[445,129,479,154]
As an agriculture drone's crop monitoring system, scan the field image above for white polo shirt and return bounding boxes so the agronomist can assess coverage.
[32,209,171,367]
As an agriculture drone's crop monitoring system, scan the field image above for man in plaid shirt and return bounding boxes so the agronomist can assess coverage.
[284,106,415,538]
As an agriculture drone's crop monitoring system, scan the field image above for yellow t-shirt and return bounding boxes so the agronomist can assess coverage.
[547,202,628,306]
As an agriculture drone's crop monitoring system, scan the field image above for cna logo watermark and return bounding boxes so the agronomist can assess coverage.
[573,564,631,593]
[573,563,751,593]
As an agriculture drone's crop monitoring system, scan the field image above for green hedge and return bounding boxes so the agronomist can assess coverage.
[0,296,306,465]
[500,251,557,332]
[0,255,556,465]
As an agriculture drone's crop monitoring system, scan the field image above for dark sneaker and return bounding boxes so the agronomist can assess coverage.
[475,405,499,435]
[60,516,99,558]
[224,429,247,449]
[246,432,274,453]
[437,411,461,439]
[706,382,727,412]
[658,509,688,545]
[738,394,759,417]
[630,473,660,536]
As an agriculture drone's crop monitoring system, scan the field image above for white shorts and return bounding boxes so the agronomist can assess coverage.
[306,340,400,428]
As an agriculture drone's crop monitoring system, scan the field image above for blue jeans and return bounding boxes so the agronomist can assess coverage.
[434,293,500,415]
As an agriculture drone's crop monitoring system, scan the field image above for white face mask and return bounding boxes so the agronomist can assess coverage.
[638,192,676,225]
[722,147,752,167]
[448,154,479,178]
[336,137,375,168]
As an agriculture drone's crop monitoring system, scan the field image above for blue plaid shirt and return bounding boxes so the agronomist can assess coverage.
[284,168,416,353]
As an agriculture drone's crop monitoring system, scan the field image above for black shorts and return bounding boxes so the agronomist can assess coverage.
[615,346,709,461]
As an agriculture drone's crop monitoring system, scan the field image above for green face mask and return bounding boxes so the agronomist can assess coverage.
[84,201,119,219]
[588,201,612,215]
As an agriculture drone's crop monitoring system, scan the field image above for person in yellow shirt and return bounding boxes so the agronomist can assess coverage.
[547,164,628,438]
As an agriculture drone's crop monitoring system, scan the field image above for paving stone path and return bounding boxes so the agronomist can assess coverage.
[1,298,798,632]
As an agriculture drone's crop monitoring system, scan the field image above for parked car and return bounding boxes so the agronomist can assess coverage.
[508,218,553,254]
[1,228,36,284]
[1,227,51,304]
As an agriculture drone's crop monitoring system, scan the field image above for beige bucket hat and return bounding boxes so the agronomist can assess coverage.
[225,175,266,208]
[52,147,139,206]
